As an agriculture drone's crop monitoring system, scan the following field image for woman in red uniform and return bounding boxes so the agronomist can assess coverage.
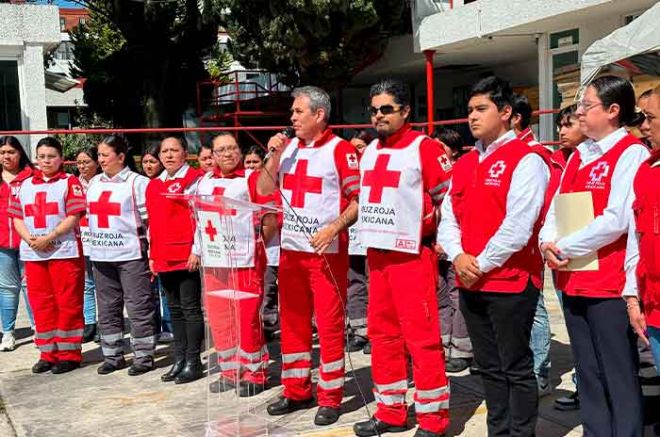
[9,137,86,374]
[0,136,34,351]
[197,132,277,396]
[628,85,660,373]
[540,76,648,435]
[146,136,205,384]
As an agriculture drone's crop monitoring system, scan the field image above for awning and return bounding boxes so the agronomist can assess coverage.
[580,2,660,90]
[45,71,79,92]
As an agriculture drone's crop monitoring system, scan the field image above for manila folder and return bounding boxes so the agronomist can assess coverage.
[555,191,599,272]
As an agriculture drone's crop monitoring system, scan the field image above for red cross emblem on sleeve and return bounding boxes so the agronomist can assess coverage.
[88,191,121,229]
[282,159,323,208]
[24,192,60,229]
[362,154,402,203]
[204,219,218,242]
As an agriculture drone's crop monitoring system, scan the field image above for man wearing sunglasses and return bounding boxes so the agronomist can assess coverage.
[353,79,451,437]
[258,86,359,426]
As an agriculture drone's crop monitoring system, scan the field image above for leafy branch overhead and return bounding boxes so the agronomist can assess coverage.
[219,0,410,90]
[69,0,222,130]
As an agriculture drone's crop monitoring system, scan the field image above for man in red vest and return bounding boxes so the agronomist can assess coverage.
[352,79,451,437]
[438,76,549,436]
[258,86,359,426]
[627,85,660,374]
[510,93,553,398]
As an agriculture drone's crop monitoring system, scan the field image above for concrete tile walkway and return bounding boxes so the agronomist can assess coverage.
[0,277,588,436]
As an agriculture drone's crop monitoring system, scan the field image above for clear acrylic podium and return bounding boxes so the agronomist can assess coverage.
[178,193,291,436]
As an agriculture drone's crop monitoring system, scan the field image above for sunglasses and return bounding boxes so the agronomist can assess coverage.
[368,105,403,116]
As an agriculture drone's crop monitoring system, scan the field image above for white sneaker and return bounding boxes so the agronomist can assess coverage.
[0,331,16,351]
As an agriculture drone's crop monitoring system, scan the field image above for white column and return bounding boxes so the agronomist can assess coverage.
[537,33,553,144]
[19,43,49,158]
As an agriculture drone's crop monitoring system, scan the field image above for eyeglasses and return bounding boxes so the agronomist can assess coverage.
[213,146,239,156]
[577,100,603,112]
[369,105,402,116]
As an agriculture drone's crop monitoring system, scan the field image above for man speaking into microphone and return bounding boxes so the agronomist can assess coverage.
[257,86,359,426]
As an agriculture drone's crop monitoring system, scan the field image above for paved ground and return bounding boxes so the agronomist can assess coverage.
[0,274,657,436]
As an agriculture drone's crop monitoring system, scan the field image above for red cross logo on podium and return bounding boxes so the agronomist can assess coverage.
[204,219,218,242]
[282,160,323,208]
[212,187,237,215]
[24,192,59,229]
[362,155,401,203]
[89,191,121,229]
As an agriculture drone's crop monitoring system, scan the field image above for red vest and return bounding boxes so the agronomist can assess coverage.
[555,134,638,297]
[146,166,202,271]
[0,167,33,249]
[450,138,543,293]
[633,150,660,327]
[545,148,572,207]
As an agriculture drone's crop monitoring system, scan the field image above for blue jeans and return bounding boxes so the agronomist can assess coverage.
[530,291,551,380]
[648,326,660,376]
[83,257,97,325]
[0,248,33,332]
[153,277,172,333]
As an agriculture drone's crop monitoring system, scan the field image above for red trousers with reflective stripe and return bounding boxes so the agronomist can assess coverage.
[279,249,347,407]
[203,247,268,384]
[25,257,84,363]
[367,246,450,433]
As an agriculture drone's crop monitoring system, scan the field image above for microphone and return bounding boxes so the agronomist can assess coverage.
[265,127,295,160]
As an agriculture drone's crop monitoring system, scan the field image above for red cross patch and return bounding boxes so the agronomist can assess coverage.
[346,153,358,170]
[438,154,452,172]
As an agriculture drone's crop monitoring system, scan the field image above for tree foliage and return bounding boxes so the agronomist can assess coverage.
[219,0,411,91]
[70,0,222,130]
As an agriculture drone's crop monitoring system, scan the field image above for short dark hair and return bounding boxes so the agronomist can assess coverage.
[511,94,532,129]
[200,143,212,152]
[351,129,375,144]
[556,104,579,127]
[100,134,128,156]
[162,135,188,151]
[0,136,33,170]
[100,134,137,171]
[211,131,236,143]
[589,75,642,127]
[142,144,161,161]
[77,146,99,164]
[369,79,410,107]
[36,137,63,156]
[469,76,513,111]
[35,137,64,172]
[435,128,463,153]
[245,145,265,159]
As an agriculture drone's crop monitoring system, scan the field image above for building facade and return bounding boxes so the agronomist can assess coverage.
[345,0,658,143]
[0,3,60,153]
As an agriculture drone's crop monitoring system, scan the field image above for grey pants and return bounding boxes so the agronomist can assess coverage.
[347,255,368,337]
[261,265,279,329]
[438,260,472,359]
[93,257,156,366]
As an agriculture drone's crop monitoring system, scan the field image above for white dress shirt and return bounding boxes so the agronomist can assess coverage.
[538,128,649,296]
[438,130,549,273]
